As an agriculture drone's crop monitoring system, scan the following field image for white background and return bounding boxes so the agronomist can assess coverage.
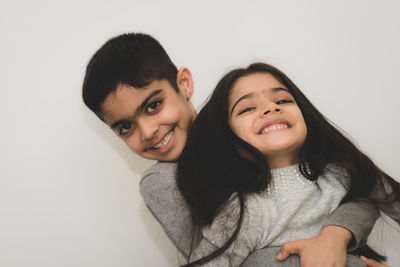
[1,0,399,266]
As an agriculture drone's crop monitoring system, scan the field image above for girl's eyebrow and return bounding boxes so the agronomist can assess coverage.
[230,92,254,116]
[272,87,290,94]
[229,87,289,116]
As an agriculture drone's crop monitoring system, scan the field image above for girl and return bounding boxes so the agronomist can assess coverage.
[176,63,400,266]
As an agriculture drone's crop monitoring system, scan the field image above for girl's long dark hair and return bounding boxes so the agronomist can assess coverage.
[177,63,400,266]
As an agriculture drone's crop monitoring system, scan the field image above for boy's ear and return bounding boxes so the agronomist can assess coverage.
[176,67,194,100]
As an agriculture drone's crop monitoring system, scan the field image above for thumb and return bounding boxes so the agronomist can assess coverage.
[276,240,304,261]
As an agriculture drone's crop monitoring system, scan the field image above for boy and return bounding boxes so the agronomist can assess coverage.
[82,33,195,163]
[82,33,380,266]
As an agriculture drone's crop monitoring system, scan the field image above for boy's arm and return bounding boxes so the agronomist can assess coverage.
[325,199,380,250]
[241,247,367,267]
[276,200,380,267]
[139,162,193,259]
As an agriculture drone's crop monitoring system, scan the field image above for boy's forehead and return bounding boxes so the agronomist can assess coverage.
[101,84,150,122]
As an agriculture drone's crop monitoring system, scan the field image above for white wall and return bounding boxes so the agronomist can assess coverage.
[0,0,399,266]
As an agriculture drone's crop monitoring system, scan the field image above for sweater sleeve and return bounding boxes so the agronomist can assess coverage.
[325,199,380,251]
[139,162,193,259]
[323,164,380,251]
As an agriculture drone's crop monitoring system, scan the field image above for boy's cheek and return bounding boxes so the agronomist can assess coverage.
[160,105,182,120]
[123,134,142,154]
[124,140,138,154]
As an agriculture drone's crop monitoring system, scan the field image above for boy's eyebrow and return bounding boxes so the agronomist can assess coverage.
[229,87,290,116]
[110,89,163,130]
[137,89,163,114]
[110,119,130,131]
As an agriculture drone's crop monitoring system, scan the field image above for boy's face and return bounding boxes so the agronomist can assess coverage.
[101,78,196,162]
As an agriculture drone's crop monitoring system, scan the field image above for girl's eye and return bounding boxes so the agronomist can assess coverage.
[276,99,293,105]
[146,100,161,113]
[238,107,255,115]
[119,123,133,136]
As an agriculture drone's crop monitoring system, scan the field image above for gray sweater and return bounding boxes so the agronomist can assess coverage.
[190,164,351,266]
[140,162,380,267]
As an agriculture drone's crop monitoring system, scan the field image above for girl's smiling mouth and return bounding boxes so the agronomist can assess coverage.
[258,120,291,134]
[261,123,288,134]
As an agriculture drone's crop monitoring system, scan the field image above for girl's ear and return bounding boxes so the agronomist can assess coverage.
[176,67,194,100]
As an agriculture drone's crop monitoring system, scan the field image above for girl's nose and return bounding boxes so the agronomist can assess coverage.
[264,107,281,115]
[262,102,281,116]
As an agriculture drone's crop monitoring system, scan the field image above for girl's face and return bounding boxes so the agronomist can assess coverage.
[228,73,307,169]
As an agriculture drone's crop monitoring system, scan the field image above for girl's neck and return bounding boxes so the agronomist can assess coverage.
[267,154,300,169]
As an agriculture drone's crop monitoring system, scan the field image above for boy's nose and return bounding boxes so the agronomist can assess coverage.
[137,119,159,141]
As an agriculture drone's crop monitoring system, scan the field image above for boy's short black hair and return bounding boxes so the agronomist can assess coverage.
[82,33,179,118]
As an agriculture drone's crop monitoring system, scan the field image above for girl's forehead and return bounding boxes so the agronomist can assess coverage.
[228,73,289,104]
[230,73,285,95]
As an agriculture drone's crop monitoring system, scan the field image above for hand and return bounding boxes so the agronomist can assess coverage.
[360,256,389,267]
[276,226,352,267]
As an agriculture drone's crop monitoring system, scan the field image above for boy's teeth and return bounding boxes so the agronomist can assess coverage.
[153,131,173,148]
[262,124,287,133]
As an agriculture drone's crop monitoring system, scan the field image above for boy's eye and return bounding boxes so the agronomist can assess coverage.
[119,123,133,136]
[276,99,293,105]
[238,107,255,115]
[146,100,161,113]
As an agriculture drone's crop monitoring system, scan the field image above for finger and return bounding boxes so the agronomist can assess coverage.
[360,256,389,267]
[276,240,304,261]
[360,256,376,267]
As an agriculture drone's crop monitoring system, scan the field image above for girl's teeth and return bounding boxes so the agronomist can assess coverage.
[262,124,287,133]
[153,131,173,148]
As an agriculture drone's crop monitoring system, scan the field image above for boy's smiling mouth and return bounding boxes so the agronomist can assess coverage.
[149,128,175,153]
[153,130,173,148]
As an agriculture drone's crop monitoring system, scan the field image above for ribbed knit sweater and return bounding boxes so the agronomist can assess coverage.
[140,162,381,267]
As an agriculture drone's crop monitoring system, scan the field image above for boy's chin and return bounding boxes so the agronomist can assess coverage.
[145,149,182,162]
[155,155,180,163]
